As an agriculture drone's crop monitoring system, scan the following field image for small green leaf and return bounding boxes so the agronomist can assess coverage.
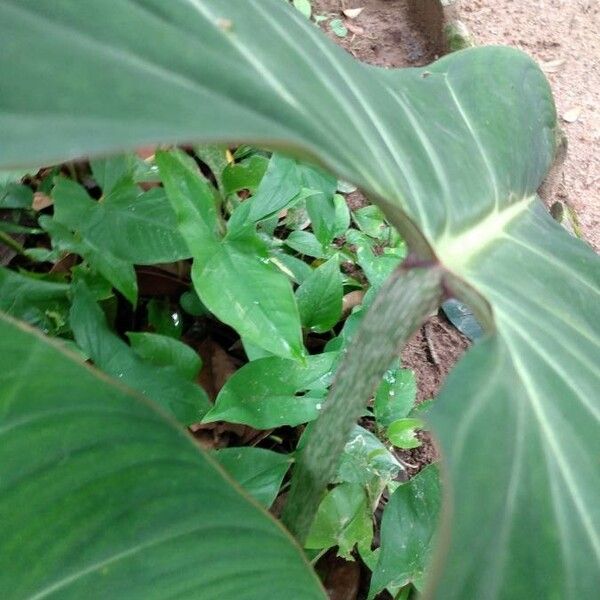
[329,18,348,37]
[299,163,338,246]
[52,177,190,264]
[346,229,404,288]
[179,289,209,317]
[285,230,326,258]
[233,153,303,225]
[0,185,32,209]
[40,216,138,305]
[352,205,388,239]
[374,367,417,427]
[159,151,304,359]
[387,418,424,449]
[336,425,404,501]
[296,256,343,332]
[147,299,183,339]
[204,352,338,428]
[222,154,269,196]
[305,483,372,559]
[0,267,70,335]
[292,0,312,19]
[70,282,210,425]
[126,332,202,381]
[156,150,222,257]
[196,234,305,359]
[0,170,33,208]
[90,154,135,194]
[215,447,292,507]
[369,466,441,598]
[332,193,351,238]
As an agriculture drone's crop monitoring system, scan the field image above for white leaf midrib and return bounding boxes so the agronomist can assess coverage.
[435,195,535,269]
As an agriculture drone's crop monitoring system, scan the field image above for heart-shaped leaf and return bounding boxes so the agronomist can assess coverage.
[0,311,325,599]
[1,2,598,597]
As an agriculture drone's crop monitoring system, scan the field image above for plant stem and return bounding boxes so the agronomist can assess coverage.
[282,259,444,542]
[0,230,26,256]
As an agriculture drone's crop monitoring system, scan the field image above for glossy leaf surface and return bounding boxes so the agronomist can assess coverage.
[0,312,325,600]
[1,1,599,597]
[215,447,292,508]
[70,282,210,425]
[204,353,338,429]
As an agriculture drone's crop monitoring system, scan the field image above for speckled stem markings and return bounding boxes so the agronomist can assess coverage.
[283,260,444,541]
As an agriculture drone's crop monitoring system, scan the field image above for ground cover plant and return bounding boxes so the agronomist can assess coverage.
[0,1,599,599]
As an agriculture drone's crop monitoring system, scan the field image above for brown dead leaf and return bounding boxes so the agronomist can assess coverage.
[342,290,365,317]
[32,192,53,212]
[346,22,365,36]
[196,338,239,400]
[316,554,360,600]
[541,58,566,73]
[136,146,156,160]
[50,253,78,274]
[343,7,364,19]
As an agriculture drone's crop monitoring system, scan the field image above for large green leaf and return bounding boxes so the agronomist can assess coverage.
[1,1,599,597]
[0,312,325,599]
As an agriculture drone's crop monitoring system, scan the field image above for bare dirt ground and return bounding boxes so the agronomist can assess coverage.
[314,0,599,249]
[460,0,599,250]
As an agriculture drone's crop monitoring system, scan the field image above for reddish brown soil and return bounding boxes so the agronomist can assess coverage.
[314,0,436,67]
[315,0,599,250]
[459,0,599,251]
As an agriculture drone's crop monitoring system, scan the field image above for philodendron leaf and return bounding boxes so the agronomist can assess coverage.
[2,1,599,597]
[157,150,305,360]
[296,255,343,332]
[0,311,325,600]
[215,447,293,508]
[204,352,338,429]
[70,281,210,425]
[369,465,441,599]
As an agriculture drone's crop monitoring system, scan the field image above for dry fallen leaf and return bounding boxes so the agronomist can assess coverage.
[343,7,364,19]
[562,107,582,123]
[32,192,53,212]
[342,290,365,317]
[196,338,239,400]
[541,58,566,73]
[346,22,365,36]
